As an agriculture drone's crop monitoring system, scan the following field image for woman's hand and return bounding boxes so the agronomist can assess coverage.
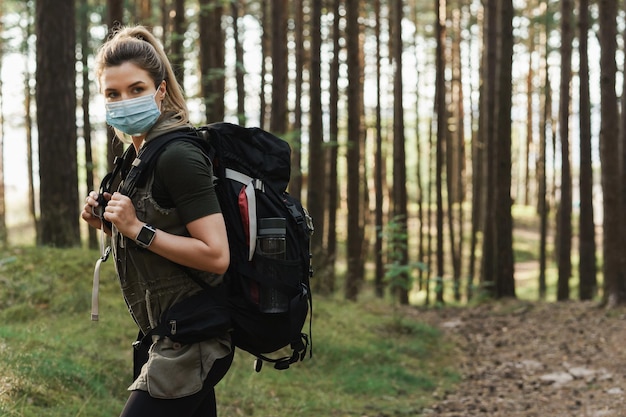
[81,191,112,233]
[103,192,143,239]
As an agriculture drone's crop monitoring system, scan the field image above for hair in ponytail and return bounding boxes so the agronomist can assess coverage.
[95,25,189,142]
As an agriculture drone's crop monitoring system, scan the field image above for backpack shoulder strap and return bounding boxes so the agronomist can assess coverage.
[98,146,135,196]
[95,145,137,230]
[120,128,206,195]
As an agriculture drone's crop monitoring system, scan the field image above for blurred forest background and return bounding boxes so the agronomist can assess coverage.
[0,0,624,307]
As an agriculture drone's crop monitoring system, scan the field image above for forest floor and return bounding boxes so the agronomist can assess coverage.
[410,300,626,417]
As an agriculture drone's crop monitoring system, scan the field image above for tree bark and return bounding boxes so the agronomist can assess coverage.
[391,0,409,304]
[325,0,342,295]
[538,22,552,300]
[36,0,80,246]
[557,0,573,301]
[344,0,364,301]
[232,0,246,125]
[308,0,327,275]
[434,0,447,304]
[199,0,225,123]
[79,0,97,248]
[170,0,186,87]
[291,0,304,200]
[468,2,486,300]
[599,0,626,306]
[22,2,38,242]
[480,0,497,295]
[269,0,288,134]
[578,0,597,300]
[374,0,385,298]
[106,0,124,169]
[494,0,515,298]
[137,0,151,22]
[259,0,268,129]
[448,1,465,301]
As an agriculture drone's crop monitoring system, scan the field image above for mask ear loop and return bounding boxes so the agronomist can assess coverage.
[156,80,166,109]
[91,220,111,322]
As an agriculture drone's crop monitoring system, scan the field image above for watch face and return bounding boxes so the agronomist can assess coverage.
[137,225,156,247]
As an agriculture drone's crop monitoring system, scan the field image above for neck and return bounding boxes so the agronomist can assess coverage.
[132,135,145,152]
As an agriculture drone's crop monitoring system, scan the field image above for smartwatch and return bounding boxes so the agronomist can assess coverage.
[135,224,156,248]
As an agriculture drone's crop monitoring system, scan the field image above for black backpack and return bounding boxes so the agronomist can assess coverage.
[100,122,314,371]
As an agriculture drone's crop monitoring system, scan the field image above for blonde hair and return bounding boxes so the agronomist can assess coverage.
[95,26,189,142]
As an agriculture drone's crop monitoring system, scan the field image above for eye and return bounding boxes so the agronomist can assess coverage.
[105,91,120,101]
[131,86,146,95]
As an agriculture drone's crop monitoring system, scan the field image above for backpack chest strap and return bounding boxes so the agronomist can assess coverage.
[225,168,265,261]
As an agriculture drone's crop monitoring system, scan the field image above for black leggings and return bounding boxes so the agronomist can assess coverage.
[119,348,234,417]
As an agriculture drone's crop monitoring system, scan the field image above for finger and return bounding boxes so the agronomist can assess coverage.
[86,192,99,206]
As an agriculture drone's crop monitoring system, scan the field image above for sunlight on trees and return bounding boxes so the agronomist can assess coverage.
[0,0,623,305]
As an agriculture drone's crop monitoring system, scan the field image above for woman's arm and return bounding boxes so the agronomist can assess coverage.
[104,191,230,274]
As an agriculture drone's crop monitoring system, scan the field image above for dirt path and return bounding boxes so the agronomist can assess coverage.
[413,301,626,417]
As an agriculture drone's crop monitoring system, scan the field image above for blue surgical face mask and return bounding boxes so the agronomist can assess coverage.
[105,89,161,136]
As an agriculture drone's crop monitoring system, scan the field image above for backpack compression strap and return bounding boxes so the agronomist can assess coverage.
[226,168,265,261]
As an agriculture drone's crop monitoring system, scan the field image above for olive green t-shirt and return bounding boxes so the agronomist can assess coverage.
[151,140,221,223]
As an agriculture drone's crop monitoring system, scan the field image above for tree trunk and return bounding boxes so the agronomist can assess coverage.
[448,1,464,301]
[79,0,97,249]
[160,0,169,47]
[291,0,304,200]
[468,3,486,300]
[556,0,573,301]
[412,0,425,295]
[170,0,186,87]
[308,0,327,275]
[480,0,497,295]
[232,0,245,125]
[391,0,409,304]
[269,0,288,134]
[36,0,80,247]
[325,0,341,295]
[538,22,552,300]
[494,0,515,298]
[106,0,124,169]
[524,27,534,207]
[374,0,385,298]
[22,2,38,242]
[599,0,626,306]
[578,0,597,300]
[137,0,151,22]
[344,0,364,301]
[259,0,268,129]
[435,0,446,304]
[199,0,225,123]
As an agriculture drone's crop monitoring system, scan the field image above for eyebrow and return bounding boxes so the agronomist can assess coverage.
[104,80,148,93]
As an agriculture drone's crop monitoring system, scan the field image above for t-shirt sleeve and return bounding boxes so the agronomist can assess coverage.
[152,141,221,224]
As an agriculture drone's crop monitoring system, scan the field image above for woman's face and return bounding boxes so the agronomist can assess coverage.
[101,61,165,104]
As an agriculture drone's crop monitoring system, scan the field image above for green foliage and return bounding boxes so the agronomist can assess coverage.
[0,247,459,416]
[380,216,427,294]
[219,299,459,416]
[0,247,131,417]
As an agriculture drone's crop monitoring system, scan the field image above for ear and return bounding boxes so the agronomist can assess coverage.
[158,80,167,99]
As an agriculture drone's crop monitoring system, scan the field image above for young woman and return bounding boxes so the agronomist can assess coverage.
[80,26,233,417]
